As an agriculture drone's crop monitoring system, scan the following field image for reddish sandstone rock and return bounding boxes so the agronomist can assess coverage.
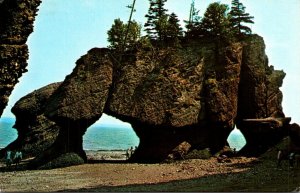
[0,0,41,116]
[3,35,288,168]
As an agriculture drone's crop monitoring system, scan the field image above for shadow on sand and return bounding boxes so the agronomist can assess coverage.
[60,158,299,192]
[1,155,299,192]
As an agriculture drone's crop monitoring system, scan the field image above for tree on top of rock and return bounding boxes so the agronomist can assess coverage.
[107,18,141,52]
[184,1,203,39]
[166,12,183,41]
[144,0,168,41]
[107,18,125,51]
[201,2,232,39]
[229,0,254,36]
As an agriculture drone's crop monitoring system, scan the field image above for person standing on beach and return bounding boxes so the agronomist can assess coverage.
[126,148,130,159]
[130,146,134,157]
[14,150,23,166]
[5,149,12,167]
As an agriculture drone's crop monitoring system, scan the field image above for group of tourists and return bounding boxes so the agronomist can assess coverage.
[5,149,23,167]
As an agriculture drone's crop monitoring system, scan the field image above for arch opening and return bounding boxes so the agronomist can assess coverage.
[227,126,246,151]
[83,114,139,161]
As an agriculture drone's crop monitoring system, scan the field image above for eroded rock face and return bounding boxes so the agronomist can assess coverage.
[0,1,290,169]
[45,48,113,125]
[0,0,41,116]
[4,35,288,168]
[106,43,243,162]
[0,82,61,159]
[236,35,288,156]
[30,48,114,168]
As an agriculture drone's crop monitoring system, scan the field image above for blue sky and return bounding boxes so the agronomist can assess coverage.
[2,0,300,126]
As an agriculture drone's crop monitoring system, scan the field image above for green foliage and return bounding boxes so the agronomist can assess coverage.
[107,0,256,49]
[107,18,141,51]
[135,36,153,50]
[107,18,125,51]
[155,14,169,41]
[144,0,168,40]
[167,13,183,38]
[184,1,203,38]
[229,0,254,36]
[126,20,142,48]
[201,2,232,39]
[165,12,183,45]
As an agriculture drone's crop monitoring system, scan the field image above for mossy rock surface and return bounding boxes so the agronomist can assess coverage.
[38,153,84,169]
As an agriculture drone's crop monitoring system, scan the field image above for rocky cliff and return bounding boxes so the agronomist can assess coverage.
[2,33,294,169]
[0,0,41,116]
[236,36,289,155]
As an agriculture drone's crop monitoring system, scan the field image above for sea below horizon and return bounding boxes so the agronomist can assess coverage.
[0,117,246,151]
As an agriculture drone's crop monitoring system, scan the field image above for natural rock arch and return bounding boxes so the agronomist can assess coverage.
[0,0,293,169]
[83,116,139,152]
[8,37,287,168]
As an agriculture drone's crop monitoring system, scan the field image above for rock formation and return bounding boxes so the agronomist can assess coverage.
[36,48,113,167]
[0,82,61,159]
[236,36,289,156]
[0,0,41,116]
[3,33,292,168]
[0,0,295,170]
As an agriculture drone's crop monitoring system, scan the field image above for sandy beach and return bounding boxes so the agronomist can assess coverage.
[0,149,299,192]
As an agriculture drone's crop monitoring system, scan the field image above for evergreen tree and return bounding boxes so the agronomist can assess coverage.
[155,14,169,42]
[201,2,231,39]
[107,18,141,51]
[229,0,254,36]
[167,12,183,40]
[184,6,204,39]
[185,0,201,34]
[107,18,125,51]
[125,20,142,49]
[144,0,168,40]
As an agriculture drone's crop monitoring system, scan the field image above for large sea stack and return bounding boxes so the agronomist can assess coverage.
[0,0,297,169]
[2,34,292,169]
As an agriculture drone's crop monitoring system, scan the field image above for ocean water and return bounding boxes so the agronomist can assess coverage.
[227,128,247,151]
[83,124,140,150]
[0,118,246,151]
[0,117,17,148]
